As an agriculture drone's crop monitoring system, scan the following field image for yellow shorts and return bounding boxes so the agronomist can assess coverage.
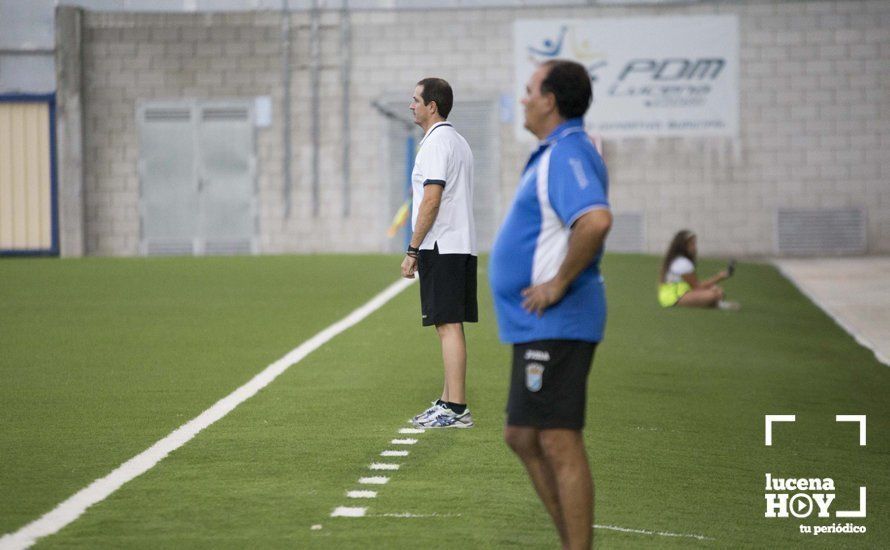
[658,282,692,308]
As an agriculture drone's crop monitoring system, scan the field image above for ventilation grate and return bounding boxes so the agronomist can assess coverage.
[144,109,190,122]
[776,208,865,256]
[205,240,253,255]
[202,108,249,121]
[145,240,194,256]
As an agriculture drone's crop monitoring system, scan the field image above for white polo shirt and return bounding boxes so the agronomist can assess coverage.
[411,121,477,255]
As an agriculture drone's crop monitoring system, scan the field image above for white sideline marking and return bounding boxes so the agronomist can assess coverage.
[594,524,713,541]
[358,476,389,485]
[346,490,377,499]
[0,278,416,550]
[381,450,409,457]
[372,512,462,518]
[331,507,366,518]
[390,438,417,445]
[369,463,400,471]
[398,428,425,434]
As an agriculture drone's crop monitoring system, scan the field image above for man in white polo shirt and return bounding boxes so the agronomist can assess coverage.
[401,77,477,429]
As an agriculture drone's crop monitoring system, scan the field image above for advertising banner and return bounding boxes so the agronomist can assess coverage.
[514,16,739,138]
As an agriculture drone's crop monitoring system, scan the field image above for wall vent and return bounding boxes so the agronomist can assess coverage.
[205,240,253,255]
[145,240,194,256]
[144,109,190,122]
[202,108,249,121]
[776,208,865,256]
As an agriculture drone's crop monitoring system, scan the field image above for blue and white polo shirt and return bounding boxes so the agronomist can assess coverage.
[489,118,609,344]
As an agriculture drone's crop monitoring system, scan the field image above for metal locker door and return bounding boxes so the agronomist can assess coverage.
[138,102,198,255]
[197,102,256,255]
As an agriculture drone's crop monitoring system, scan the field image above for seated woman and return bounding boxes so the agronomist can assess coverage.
[658,230,739,310]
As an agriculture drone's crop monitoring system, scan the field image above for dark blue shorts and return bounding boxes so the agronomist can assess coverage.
[507,340,596,430]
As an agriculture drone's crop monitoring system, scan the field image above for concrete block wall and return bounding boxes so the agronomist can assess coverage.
[67,0,890,257]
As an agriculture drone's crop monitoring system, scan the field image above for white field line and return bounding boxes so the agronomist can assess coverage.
[594,524,713,541]
[0,278,416,550]
[358,477,390,485]
[331,507,366,518]
[380,450,409,457]
[775,262,890,367]
[333,427,426,518]
[371,512,462,518]
[398,428,425,434]
[369,463,400,471]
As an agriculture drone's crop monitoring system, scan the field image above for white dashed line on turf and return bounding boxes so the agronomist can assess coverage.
[380,450,408,457]
[331,507,367,518]
[368,463,400,471]
[330,425,425,518]
[594,524,713,541]
[357,476,389,485]
[0,278,416,550]
[371,512,462,519]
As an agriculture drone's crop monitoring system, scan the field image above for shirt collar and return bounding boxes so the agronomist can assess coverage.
[523,118,586,173]
[541,117,585,146]
[420,121,453,145]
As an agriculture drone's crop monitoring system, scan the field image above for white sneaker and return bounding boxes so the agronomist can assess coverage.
[411,401,443,424]
[415,406,474,429]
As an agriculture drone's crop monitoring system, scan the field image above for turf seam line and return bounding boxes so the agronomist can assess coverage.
[0,278,416,550]
[775,262,890,367]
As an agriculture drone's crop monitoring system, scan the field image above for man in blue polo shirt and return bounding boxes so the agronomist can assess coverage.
[490,59,611,549]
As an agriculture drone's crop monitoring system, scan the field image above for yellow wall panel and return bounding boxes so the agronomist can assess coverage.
[0,107,12,248]
[0,101,53,252]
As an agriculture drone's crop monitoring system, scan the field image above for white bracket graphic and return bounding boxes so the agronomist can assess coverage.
[836,487,867,518]
[764,415,796,446]
[835,415,867,446]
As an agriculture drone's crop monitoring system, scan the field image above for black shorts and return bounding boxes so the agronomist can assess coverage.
[417,243,478,327]
[506,340,597,430]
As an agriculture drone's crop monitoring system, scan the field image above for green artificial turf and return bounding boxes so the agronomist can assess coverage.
[1,254,887,548]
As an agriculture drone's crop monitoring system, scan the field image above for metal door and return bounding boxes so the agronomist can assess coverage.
[138,100,256,256]
[0,95,57,255]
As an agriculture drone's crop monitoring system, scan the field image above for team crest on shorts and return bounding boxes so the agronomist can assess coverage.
[525,363,545,392]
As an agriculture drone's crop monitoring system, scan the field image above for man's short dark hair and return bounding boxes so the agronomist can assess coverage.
[417,77,453,119]
[540,60,592,120]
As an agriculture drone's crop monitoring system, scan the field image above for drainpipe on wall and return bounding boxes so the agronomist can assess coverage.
[281,0,293,218]
[309,0,321,217]
[340,0,351,218]
[54,6,85,257]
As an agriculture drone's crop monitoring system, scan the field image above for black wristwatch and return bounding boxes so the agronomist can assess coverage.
[406,245,420,257]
